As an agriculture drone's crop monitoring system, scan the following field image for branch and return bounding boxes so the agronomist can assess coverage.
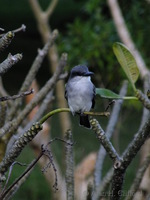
[0,24,26,37]
[39,108,109,124]
[0,89,34,102]
[90,118,121,167]
[12,24,26,34]
[107,0,150,78]
[0,31,14,51]
[0,53,67,139]
[136,89,150,110]
[0,53,22,76]
[122,116,150,169]
[125,155,150,200]
[65,129,74,200]
[0,161,26,199]
[110,115,150,200]
[94,81,128,189]
[28,0,43,22]
[0,122,42,177]
[7,29,58,121]
[0,102,7,128]
[28,0,72,135]
[92,168,114,199]
[45,0,58,18]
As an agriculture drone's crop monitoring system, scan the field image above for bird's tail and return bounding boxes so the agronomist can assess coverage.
[80,114,91,128]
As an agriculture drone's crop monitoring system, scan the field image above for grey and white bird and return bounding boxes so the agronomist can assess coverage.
[65,65,95,128]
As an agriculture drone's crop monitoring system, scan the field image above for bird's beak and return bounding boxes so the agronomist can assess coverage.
[85,71,94,76]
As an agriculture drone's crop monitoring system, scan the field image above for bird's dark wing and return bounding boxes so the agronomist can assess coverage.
[92,85,96,108]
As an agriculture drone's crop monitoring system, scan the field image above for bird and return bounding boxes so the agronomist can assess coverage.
[65,65,95,128]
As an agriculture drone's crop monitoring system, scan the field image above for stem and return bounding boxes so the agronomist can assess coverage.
[39,108,110,124]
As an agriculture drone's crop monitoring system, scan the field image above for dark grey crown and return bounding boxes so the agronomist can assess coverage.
[70,65,94,78]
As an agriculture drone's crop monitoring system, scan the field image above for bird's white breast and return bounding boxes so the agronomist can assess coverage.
[66,76,93,114]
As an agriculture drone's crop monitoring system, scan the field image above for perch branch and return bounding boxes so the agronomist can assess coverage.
[40,109,109,124]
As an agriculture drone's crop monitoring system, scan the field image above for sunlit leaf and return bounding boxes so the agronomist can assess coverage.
[96,88,138,100]
[113,42,139,91]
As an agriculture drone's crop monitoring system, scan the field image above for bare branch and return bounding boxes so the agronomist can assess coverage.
[0,161,26,198]
[65,129,74,200]
[0,53,22,76]
[0,28,5,32]
[12,24,26,34]
[0,24,26,38]
[28,0,43,22]
[45,0,58,18]
[0,89,34,102]
[94,81,128,189]
[125,155,150,200]
[0,53,67,140]
[7,29,58,121]
[110,115,150,200]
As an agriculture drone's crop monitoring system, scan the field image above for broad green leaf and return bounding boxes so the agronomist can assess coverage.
[113,42,139,91]
[96,88,138,100]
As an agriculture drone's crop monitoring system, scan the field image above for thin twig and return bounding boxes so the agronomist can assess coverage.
[0,24,26,37]
[12,24,26,34]
[0,89,34,102]
[125,155,150,200]
[0,153,42,200]
[0,161,26,198]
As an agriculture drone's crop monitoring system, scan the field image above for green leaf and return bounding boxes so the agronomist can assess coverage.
[96,88,138,100]
[113,42,139,91]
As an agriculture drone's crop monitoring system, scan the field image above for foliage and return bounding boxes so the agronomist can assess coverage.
[58,0,121,87]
